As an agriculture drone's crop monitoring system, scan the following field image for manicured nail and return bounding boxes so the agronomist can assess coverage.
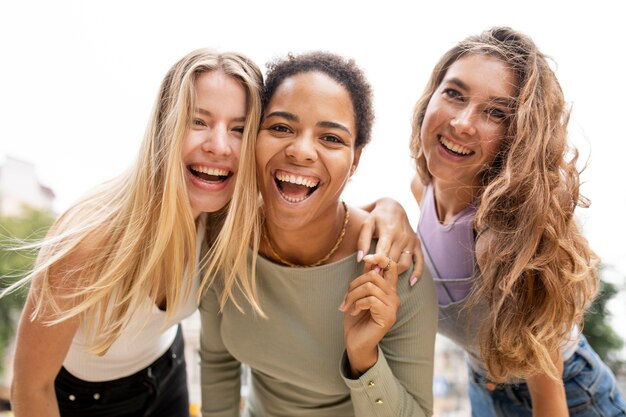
[357,250,364,262]
[339,301,346,311]
[373,266,381,274]
[410,276,418,287]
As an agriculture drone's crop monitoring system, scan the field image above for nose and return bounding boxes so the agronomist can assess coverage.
[285,133,317,163]
[201,125,231,156]
[450,107,477,136]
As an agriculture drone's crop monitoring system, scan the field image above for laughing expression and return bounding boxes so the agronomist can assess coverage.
[182,70,246,219]
[421,54,517,188]
[256,71,361,230]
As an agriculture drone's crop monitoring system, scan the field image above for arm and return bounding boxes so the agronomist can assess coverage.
[340,254,438,416]
[358,198,423,285]
[199,285,241,417]
[11,280,79,417]
[527,351,568,417]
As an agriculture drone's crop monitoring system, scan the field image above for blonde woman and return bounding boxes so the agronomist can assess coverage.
[410,27,626,416]
[7,49,264,417]
[5,49,419,417]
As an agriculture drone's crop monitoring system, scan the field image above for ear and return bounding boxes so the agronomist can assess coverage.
[350,146,363,176]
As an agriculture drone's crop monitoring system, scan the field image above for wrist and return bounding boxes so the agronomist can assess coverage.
[347,346,378,378]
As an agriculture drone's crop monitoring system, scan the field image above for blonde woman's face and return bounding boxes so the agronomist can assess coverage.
[182,70,246,219]
[421,54,516,188]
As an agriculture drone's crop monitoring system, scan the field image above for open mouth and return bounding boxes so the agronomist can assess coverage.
[439,136,474,157]
[274,170,320,203]
[188,165,233,183]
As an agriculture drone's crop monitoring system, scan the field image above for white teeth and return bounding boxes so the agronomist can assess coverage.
[439,137,472,155]
[275,172,319,188]
[191,165,229,176]
[282,193,308,203]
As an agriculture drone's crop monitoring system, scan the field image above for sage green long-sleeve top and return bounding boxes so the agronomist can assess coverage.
[199,250,438,417]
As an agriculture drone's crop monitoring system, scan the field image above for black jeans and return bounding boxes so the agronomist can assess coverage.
[55,325,190,417]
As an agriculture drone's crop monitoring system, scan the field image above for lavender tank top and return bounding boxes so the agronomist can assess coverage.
[418,185,477,306]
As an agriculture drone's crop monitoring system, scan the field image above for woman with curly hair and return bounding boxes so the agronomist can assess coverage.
[410,27,626,416]
[200,51,437,417]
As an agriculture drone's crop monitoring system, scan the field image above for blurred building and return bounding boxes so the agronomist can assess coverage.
[0,156,55,216]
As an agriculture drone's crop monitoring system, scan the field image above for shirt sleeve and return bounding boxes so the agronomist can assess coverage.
[199,285,242,417]
[340,268,438,417]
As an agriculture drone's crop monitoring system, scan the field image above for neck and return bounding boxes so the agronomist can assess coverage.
[432,179,478,225]
[262,201,349,267]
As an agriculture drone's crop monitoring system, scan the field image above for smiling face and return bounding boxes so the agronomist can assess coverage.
[182,70,247,218]
[256,71,361,230]
[421,54,517,188]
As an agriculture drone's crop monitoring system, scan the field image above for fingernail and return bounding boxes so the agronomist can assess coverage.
[410,276,418,287]
[374,266,381,274]
[339,301,346,311]
[357,250,364,262]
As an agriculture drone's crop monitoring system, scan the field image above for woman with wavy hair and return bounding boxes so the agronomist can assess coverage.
[410,27,626,416]
[6,49,265,417]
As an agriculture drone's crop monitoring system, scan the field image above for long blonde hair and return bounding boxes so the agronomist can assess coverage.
[3,49,263,354]
[410,27,599,381]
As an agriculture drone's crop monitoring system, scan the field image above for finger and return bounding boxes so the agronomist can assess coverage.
[373,235,392,261]
[344,269,390,296]
[350,296,390,321]
[410,242,424,287]
[396,249,413,275]
[356,217,375,262]
[361,253,391,276]
[363,254,398,291]
[387,238,407,273]
[342,280,391,313]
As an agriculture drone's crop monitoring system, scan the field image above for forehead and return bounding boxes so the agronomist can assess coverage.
[268,71,355,121]
[194,70,247,110]
[444,54,517,99]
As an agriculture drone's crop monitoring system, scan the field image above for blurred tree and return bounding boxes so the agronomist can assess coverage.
[583,265,625,368]
[0,207,55,375]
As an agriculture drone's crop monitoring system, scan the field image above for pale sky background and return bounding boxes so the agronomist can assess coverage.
[2,1,625,353]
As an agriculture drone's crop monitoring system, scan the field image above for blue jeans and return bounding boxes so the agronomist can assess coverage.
[468,335,626,416]
[54,325,190,417]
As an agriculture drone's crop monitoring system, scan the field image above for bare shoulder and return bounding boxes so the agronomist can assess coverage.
[410,175,425,207]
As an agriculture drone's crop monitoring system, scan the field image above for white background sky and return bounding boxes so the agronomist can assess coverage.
[2,1,625,348]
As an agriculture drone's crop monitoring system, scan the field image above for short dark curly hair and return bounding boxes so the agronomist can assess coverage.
[262,51,374,148]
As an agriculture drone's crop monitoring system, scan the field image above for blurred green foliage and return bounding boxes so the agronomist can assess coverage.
[0,207,55,374]
[583,266,625,368]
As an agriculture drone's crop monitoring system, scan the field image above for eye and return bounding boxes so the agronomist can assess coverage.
[268,124,292,134]
[192,118,207,127]
[443,88,463,101]
[232,126,245,135]
[486,107,508,121]
[321,134,346,145]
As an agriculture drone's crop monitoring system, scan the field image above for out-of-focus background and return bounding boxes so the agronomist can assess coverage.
[1,1,624,415]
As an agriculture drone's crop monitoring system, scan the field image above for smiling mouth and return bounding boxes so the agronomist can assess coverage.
[439,136,474,156]
[189,165,233,183]
[274,171,320,203]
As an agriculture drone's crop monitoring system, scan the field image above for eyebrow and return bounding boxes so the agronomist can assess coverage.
[446,77,516,108]
[196,108,246,122]
[265,111,352,136]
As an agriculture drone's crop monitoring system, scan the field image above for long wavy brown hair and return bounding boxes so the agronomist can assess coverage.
[410,27,599,382]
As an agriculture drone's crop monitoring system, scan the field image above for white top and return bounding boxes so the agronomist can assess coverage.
[63,216,206,381]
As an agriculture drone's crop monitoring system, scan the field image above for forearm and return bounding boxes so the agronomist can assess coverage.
[199,289,241,416]
[528,373,568,417]
[11,383,60,417]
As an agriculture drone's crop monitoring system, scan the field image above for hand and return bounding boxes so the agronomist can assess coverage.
[358,197,423,286]
[340,253,401,377]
